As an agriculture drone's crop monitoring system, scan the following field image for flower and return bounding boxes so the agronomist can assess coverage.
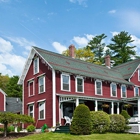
[124,104,132,108]
[102,104,109,108]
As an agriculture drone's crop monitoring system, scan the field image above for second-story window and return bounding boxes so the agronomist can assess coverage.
[95,80,102,95]
[39,76,45,93]
[110,83,117,97]
[138,69,140,81]
[33,57,39,74]
[61,74,70,91]
[76,77,84,93]
[28,80,34,96]
[121,85,127,98]
[134,87,139,97]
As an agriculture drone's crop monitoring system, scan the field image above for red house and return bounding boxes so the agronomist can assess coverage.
[0,88,7,112]
[18,45,140,132]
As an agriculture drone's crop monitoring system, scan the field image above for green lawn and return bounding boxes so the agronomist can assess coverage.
[15,132,140,140]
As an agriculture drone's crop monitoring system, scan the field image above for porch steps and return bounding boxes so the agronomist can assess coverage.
[54,126,70,133]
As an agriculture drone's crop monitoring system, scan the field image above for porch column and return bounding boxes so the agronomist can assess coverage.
[95,100,98,111]
[111,102,114,114]
[138,98,140,122]
[76,98,79,107]
[117,102,119,114]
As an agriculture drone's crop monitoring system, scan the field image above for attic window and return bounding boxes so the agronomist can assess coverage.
[33,57,39,74]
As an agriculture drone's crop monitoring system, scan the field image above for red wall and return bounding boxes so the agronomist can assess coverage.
[0,92,4,111]
[24,57,53,128]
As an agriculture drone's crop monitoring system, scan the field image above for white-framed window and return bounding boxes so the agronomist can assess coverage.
[76,77,84,93]
[121,85,127,98]
[110,83,117,97]
[28,80,34,96]
[95,80,102,95]
[134,87,139,97]
[38,76,45,94]
[33,57,39,74]
[28,104,34,118]
[61,74,70,91]
[38,101,45,120]
[138,69,140,81]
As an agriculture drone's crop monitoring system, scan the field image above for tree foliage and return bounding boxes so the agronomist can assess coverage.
[0,112,34,137]
[70,104,92,135]
[107,31,136,65]
[86,34,107,63]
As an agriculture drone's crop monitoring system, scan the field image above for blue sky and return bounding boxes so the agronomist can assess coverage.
[1,0,140,76]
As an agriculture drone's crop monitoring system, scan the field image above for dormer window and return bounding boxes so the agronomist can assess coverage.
[76,77,84,93]
[95,80,102,95]
[134,87,139,97]
[121,85,127,98]
[110,83,117,97]
[61,74,70,91]
[33,57,39,74]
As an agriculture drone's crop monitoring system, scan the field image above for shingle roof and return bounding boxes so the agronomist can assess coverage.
[33,46,134,86]
[6,97,22,113]
[112,59,140,79]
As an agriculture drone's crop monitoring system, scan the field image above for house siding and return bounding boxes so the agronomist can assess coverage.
[24,57,53,128]
[0,92,4,111]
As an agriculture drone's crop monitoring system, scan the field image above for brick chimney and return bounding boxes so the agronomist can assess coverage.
[105,55,110,68]
[69,44,75,58]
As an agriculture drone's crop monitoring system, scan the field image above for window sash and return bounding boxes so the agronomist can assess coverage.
[28,81,34,96]
[121,85,126,97]
[39,102,45,119]
[62,74,70,91]
[111,84,117,96]
[34,58,39,74]
[96,81,102,95]
[135,87,139,97]
[28,105,34,118]
[77,78,83,92]
[39,76,45,93]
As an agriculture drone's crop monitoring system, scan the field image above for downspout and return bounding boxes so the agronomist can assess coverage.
[52,69,56,127]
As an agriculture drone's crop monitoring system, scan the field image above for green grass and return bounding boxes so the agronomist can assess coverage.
[15,132,140,140]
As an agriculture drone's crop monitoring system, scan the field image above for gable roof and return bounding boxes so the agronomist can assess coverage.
[18,46,135,86]
[112,59,140,79]
[0,88,7,96]
[6,97,22,113]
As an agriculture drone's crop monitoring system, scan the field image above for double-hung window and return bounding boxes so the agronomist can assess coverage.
[28,104,34,118]
[138,69,140,81]
[76,77,84,93]
[110,83,117,97]
[28,80,34,96]
[38,101,45,120]
[61,74,70,91]
[121,85,127,98]
[134,87,139,97]
[39,76,45,93]
[33,57,39,74]
[95,80,102,95]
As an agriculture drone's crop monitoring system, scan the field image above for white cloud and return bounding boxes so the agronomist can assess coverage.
[111,31,119,36]
[7,37,35,51]
[0,37,13,53]
[85,34,94,40]
[108,10,116,14]
[69,0,87,7]
[72,36,88,46]
[52,42,67,53]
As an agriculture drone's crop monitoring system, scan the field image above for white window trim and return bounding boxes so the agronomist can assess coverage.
[95,80,102,96]
[28,103,34,118]
[121,84,127,98]
[38,76,45,94]
[134,86,139,97]
[28,80,35,97]
[75,76,84,93]
[33,57,39,75]
[110,82,117,97]
[61,73,71,92]
[38,101,46,120]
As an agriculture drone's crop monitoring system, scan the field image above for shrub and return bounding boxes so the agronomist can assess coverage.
[70,104,92,135]
[26,124,35,132]
[121,110,130,124]
[90,111,110,133]
[109,114,125,133]
[0,128,4,132]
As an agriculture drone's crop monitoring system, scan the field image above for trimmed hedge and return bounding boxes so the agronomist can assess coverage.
[90,111,110,133]
[26,124,35,132]
[109,114,125,133]
[70,104,92,135]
